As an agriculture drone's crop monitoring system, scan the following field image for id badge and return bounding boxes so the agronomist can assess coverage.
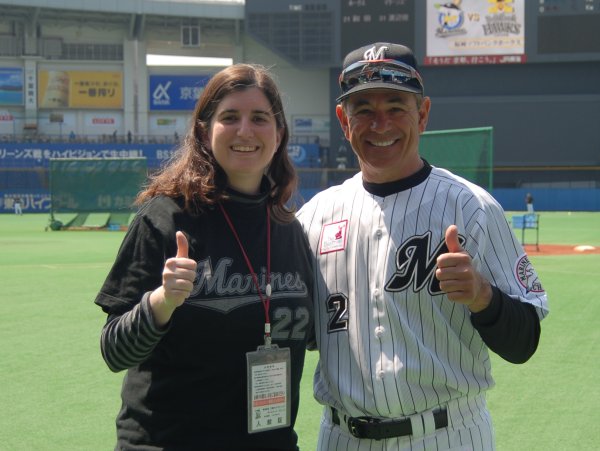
[246,344,291,434]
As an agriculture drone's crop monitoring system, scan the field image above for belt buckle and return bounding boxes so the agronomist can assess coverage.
[347,416,381,439]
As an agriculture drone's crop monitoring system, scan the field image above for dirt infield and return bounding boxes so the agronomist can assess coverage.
[524,244,600,256]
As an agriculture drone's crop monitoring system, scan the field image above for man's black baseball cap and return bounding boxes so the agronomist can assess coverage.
[337,42,424,103]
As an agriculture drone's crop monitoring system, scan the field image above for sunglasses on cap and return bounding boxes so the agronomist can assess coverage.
[338,59,424,99]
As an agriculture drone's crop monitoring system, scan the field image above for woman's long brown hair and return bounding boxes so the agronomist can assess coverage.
[135,64,297,223]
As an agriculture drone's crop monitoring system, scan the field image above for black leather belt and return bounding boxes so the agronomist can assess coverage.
[331,407,448,440]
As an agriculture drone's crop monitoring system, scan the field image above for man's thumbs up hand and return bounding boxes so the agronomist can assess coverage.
[444,224,464,253]
[436,225,491,312]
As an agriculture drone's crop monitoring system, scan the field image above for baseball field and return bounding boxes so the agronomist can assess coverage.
[1,212,598,450]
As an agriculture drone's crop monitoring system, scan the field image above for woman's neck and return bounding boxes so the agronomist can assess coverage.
[228,182,260,195]
[227,174,264,195]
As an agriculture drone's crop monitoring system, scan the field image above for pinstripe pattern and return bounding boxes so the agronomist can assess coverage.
[317,394,495,450]
[317,417,494,451]
[100,292,168,372]
[297,167,548,449]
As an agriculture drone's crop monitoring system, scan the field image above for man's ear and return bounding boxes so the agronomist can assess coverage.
[418,97,431,134]
[336,104,350,139]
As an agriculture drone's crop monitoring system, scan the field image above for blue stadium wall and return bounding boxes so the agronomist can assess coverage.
[1,140,598,213]
[493,188,600,212]
[0,142,321,213]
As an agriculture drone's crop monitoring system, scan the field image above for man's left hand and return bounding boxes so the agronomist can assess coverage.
[436,225,492,313]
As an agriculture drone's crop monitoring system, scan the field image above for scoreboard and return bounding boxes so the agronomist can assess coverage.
[245,0,336,66]
[537,0,600,55]
[340,0,415,59]
[245,0,600,67]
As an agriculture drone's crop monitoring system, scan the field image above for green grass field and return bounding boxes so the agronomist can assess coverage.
[1,212,599,450]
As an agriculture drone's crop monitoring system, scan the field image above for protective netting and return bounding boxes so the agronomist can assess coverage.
[420,127,493,191]
[49,158,147,214]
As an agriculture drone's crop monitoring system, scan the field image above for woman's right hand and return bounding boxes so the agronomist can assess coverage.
[150,231,198,327]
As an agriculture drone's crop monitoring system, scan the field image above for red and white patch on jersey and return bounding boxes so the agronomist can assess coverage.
[514,253,544,293]
[319,220,348,254]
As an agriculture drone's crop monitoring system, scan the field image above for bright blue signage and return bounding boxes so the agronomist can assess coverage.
[149,75,210,110]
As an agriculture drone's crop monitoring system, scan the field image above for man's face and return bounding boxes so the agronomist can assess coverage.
[336,89,431,183]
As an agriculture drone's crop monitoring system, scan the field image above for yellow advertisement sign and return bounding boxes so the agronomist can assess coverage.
[38,70,123,108]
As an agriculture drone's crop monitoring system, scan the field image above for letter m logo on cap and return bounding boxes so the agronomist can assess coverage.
[364,45,389,61]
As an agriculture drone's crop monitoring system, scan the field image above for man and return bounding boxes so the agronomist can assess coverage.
[13,196,23,215]
[297,43,549,450]
[526,192,535,213]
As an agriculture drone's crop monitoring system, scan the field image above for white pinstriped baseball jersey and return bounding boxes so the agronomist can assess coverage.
[297,167,549,421]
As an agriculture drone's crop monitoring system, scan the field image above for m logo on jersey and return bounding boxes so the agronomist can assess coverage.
[385,231,466,295]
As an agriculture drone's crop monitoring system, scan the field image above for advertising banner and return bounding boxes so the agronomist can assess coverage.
[24,61,36,109]
[83,112,122,129]
[292,116,329,135]
[425,0,525,66]
[38,70,123,108]
[0,140,314,212]
[150,116,179,130]
[0,142,311,170]
[0,68,24,106]
[287,143,320,168]
[292,115,329,145]
[0,110,15,135]
[149,75,210,110]
[36,111,77,136]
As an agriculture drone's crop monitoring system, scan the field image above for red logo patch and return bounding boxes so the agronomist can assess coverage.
[319,220,348,254]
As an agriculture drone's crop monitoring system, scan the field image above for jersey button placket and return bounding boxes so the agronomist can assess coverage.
[372,219,389,383]
[373,288,385,317]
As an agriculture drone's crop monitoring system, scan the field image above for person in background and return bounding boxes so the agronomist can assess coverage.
[526,192,535,213]
[297,42,549,450]
[13,196,23,215]
[95,63,314,450]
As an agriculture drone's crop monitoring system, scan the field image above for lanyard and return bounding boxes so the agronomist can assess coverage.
[219,202,272,346]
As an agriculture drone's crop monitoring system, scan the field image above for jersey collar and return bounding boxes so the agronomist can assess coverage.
[362,159,432,198]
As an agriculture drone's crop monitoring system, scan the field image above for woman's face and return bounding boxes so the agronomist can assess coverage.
[207,87,282,194]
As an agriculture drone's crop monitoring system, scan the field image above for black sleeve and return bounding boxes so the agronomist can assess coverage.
[100,292,170,372]
[94,198,176,315]
[470,286,541,364]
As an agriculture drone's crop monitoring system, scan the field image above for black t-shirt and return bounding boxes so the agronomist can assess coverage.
[96,193,314,450]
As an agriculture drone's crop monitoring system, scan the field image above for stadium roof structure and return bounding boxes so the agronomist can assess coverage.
[0,0,244,21]
[0,0,245,41]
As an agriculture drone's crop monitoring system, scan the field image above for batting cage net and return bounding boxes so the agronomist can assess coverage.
[295,126,494,203]
[48,157,147,230]
[419,126,494,191]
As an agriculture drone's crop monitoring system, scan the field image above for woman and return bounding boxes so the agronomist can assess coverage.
[95,64,314,450]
